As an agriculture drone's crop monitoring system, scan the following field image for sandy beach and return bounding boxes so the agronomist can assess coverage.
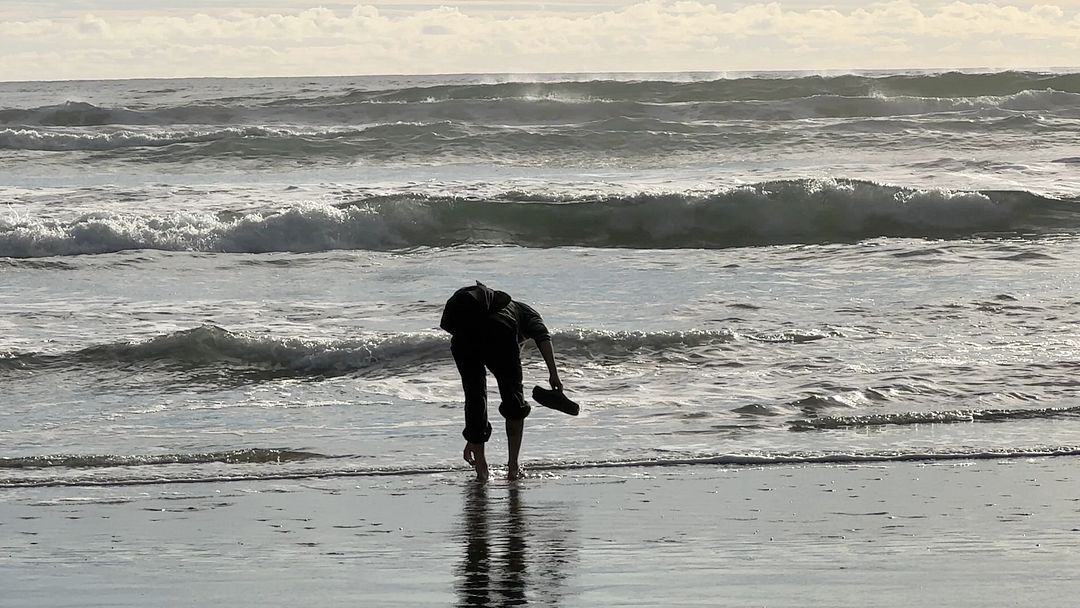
[3,456,1078,607]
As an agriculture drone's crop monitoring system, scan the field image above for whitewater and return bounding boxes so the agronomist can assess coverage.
[2,70,1080,488]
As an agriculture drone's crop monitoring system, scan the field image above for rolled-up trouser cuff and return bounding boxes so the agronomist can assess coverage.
[499,401,531,421]
[463,422,493,443]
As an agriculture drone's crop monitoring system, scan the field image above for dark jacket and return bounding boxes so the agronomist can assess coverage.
[440,282,550,345]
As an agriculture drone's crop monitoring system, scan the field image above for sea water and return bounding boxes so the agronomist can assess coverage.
[2,71,1080,487]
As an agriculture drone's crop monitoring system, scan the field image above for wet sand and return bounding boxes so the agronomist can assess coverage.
[3,457,1079,607]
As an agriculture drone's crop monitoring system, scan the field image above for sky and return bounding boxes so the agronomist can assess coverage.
[1,1,1079,81]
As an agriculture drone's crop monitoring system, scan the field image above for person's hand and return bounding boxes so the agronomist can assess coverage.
[549,372,563,392]
[463,442,483,465]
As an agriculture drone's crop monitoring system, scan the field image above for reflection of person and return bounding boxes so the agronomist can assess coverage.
[441,282,562,481]
[458,483,492,608]
[456,483,577,608]
[455,484,527,607]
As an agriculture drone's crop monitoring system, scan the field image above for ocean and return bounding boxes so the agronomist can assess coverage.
[2,70,1080,489]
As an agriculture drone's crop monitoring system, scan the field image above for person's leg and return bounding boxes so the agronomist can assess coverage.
[504,418,524,480]
[485,330,529,480]
[452,336,492,481]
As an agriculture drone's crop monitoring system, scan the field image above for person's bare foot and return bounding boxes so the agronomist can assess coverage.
[474,458,489,482]
[463,442,489,482]
[507,464,523,481]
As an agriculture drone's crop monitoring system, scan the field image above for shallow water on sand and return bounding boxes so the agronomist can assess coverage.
[3,238,1080,487]
[2,460,1078,607]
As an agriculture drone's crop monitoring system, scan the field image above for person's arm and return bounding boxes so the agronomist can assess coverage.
[516,301,563,390]
[537,339,562,391]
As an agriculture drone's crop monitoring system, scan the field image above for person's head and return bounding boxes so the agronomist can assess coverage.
[440,281,511,336]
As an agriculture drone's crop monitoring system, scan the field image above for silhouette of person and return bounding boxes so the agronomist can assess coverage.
[441,282,562,481]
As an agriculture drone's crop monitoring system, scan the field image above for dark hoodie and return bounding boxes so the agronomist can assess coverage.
[440,282,550,345]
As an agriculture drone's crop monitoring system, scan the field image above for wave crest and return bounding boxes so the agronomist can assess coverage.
[1,325,832,375]
[89,325,449,373]
[3,180,1076,257]
[4,73,1080,129]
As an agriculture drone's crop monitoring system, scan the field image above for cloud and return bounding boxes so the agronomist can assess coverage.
[1,1,1079,80]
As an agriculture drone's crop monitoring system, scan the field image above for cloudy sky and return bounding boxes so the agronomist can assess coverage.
[1,1,1078,81]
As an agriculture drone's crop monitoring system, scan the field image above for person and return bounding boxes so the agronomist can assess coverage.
[440,282,562,481]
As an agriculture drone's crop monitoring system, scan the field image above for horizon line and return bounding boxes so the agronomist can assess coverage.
[4,65,1079,85]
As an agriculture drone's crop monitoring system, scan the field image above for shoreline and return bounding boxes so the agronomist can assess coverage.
[5,446,1080,489]
[3,457,1078,607]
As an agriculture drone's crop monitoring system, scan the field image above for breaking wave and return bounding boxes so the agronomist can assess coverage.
[3,180,1078,257]
[0,111,1061,161]
[3,72,1077,171]
[0,125,378,152]
[351,71,1080,104]
[0,325,830,375]
[3,72,1080,129]
[0,326,449,375]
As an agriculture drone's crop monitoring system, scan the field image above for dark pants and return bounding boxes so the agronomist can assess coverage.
[451,325,531,443]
